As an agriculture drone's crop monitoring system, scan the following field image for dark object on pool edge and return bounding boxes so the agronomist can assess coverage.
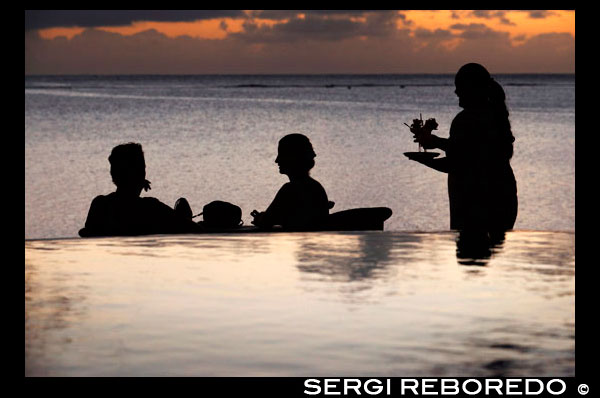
[79,207,393,236]
[204,207,392,233]
[323,207,392,231]
[198,207,393,233]
[403,152,440,160]
[197,200,244,228]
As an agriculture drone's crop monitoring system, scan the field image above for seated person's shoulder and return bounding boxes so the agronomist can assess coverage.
[80,194,113,237]
[140,196,172,211]
[274,182,295,198]
[90,193,110,204]
[140,196,161,205]
[279,179,324,199]
[293,177,329,206]
[88,193,114,213]
[309,176,326,190]
[307,177,328,197]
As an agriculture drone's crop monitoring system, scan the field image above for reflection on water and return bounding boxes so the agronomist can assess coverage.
[25,247,91,376]
[296,232,394,281]
[25,231,574,376]
[455,231,507,266]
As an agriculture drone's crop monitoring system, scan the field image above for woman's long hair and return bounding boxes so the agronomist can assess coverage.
[488,77,515,159]
[456,63,515,159]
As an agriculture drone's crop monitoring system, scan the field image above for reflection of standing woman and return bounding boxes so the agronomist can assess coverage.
[407,63,518,237]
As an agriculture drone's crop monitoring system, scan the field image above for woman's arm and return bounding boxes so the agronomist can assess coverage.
[415,134,449,151]
[432,135,449,151]
[424,157,449,173]
[405,155,449,173]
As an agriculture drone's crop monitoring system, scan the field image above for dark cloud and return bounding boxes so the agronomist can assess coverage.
[414,28,453,39]
[250,10,386,20]
[471,10,502,18]
[450,23,509,40]
[470,10,515,26]
[24,10,245,30]
[232,11,400,43]
[24,10,574,74]
[471,10,564,20]
[524,10,555,19]
[233,16,358,43]
[24,25,574,74]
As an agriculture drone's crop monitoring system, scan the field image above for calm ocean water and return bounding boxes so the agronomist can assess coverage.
[25,74,574,239]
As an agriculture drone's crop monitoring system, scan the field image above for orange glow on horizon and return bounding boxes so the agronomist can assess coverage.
[38,27,86,40]
[38,17,285,40]
[36,10,574,42]
[98,18,246,39]
[402,10,574,42]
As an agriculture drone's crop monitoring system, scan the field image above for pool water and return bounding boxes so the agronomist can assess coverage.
[25,231,574,376]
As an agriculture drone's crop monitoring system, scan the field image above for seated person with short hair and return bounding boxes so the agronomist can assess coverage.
[79,142,201,237]
[251,134,333,230]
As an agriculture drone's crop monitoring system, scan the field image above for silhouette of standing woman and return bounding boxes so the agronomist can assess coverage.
[79,142,201,237]
[407,63,518,240]
[251,134,333,230]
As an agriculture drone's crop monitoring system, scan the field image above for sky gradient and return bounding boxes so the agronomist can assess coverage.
[25,10,575,75]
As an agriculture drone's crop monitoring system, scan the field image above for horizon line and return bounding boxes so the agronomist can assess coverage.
[25,72,576,77]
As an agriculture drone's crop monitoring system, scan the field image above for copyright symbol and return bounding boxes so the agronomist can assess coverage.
[578,384,589,395]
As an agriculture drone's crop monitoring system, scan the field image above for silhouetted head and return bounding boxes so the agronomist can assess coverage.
[455,63,515,158]
[108,143,151,196]
[275,134,316,177]
[454,63,493,108]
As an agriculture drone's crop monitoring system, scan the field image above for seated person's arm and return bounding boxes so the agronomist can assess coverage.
[80,196,108,237]
[251,185,289,228]
[149,198,203,233]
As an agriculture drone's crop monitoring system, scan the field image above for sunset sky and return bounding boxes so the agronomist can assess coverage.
[25,10,575,74]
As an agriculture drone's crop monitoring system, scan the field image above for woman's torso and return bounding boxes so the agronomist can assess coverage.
[446,108,517,230]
